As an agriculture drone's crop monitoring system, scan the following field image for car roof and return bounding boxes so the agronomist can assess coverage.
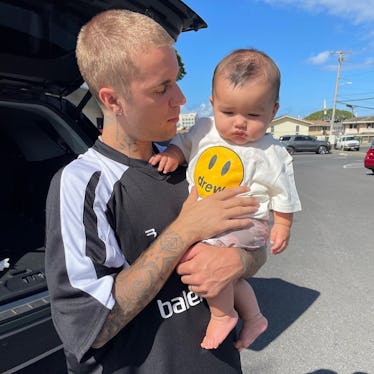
[0,0,207,96]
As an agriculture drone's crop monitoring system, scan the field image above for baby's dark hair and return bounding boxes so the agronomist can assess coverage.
[212,48,281,102]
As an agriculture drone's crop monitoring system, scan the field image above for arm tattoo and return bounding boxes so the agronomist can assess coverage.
[92,229,186,348]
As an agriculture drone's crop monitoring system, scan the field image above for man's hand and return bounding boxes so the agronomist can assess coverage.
[176,242,266,298]
[174,186,259,245]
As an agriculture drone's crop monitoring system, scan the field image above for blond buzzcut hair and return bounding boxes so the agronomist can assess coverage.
[76,9,174,101]
[212,48,281,103]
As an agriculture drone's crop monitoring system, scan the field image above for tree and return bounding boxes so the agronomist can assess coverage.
[305,108,354,121]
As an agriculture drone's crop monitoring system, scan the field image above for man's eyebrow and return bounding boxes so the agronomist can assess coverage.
[154,79,172,87]
[148,79,170,91]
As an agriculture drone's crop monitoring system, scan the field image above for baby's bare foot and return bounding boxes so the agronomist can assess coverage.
[201,311,239,350]
[234,313,268,352]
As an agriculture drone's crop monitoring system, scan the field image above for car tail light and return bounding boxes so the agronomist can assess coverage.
[367,149,374,159]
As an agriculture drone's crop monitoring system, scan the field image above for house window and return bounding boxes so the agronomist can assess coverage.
[296,125,300,135]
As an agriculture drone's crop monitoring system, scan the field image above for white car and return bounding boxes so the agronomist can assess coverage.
[336,136,360,151]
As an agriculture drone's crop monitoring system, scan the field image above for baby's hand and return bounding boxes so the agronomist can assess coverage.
[269,223,290,255]
[149,152,179,174]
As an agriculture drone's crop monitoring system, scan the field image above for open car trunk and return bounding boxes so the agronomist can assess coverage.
[0,98,95,373]
[0,101,93,304]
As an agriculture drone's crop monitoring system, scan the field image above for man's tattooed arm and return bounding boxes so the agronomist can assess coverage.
[92,184,258,348]
[92,229,187,349]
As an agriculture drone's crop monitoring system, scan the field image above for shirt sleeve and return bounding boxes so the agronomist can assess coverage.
[170,117,213,162]
[45,161,126,362]
[269,150,302,213]
[170,131,192,161]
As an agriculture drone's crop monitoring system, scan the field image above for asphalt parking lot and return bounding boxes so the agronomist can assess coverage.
[240,151,373,374]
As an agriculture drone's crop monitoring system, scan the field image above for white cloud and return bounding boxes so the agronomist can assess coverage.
[260,0,374,69]
[197,103,213,117]
[182,102,213,117]
[307,51,331,64]
[364,57,374,66]
[345,56,374,69]
[260,0,374,23]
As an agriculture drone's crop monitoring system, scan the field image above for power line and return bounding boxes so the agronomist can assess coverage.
[338,97,374,102]
[339,101,374,111]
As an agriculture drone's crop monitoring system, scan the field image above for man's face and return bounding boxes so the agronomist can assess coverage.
[123,46,186,143]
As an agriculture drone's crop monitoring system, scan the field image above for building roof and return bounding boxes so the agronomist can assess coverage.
[271,115,312,126]
[342,115,374,124]
[272,114,374,127]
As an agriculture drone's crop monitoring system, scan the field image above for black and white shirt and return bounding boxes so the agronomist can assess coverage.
[45,140,242,373]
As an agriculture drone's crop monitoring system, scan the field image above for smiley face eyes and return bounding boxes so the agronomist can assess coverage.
[221,161,231,176]
[208,154,232,176]
[208,154,217,169]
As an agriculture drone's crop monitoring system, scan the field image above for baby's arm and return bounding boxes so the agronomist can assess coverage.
[149,144,186,173]
[270,211,293,255]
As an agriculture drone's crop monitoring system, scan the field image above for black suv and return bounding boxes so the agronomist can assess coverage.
[0,1,206,372]
[279,135,331,155]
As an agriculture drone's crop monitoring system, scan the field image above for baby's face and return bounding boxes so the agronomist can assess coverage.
[211,77,279,145]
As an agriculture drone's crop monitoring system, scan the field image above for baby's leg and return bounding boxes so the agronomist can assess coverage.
[201,283,238,350]
[234,279,268,352]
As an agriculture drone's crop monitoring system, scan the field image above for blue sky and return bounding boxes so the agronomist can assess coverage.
[175,0,374,119]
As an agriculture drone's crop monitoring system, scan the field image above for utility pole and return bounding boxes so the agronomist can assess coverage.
[329,50,351,143]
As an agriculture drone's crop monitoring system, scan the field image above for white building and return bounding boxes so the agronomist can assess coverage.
[177,112,197,131]
[268,115,310,138]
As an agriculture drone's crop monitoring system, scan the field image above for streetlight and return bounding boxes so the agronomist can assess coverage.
[346,104,356,117]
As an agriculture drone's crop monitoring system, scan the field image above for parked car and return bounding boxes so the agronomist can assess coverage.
[279,135,331,155]
[364,140,374,174]
[335,135,360,151]
[0,1,206,372]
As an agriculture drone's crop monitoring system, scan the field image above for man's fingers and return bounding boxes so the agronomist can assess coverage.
[225,195,259,209]
[178,186,258,244]
[209,185,250,200]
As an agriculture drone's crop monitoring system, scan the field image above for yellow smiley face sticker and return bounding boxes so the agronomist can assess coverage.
[193,146,244,198]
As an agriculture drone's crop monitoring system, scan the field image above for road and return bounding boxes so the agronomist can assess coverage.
[240,149,374,374]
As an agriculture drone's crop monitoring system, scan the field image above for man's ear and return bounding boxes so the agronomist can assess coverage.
[98,87,123,115]
[209,96,214,106]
